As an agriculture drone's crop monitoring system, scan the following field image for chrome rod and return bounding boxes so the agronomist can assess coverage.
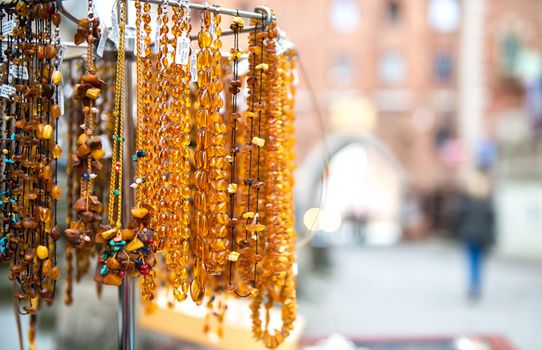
[56,0,79,25]
[136,0,274,25]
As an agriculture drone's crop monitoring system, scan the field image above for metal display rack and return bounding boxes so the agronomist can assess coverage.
[55,1,275,349]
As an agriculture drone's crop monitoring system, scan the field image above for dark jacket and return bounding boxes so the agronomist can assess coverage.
[452,195,495,246]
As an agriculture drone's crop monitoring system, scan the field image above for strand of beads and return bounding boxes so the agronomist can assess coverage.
[95,0,129,287]
[0,2,64,347]
[3,0,63,312]
[96,0,156,287]
[118,0,156,292]
[64,59,79,305]
[176,1,194,304]
[224,15,245,294]
[146,0,170,262]
[191,8,215,305]
[65,0,105,280]
[251,24,297,349]
[136,0,159,303]
[206,12,229,278]
[162,0,191,304]
[235,18,266,297]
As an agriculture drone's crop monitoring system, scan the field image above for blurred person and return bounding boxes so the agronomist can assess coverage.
[401,188,427,240]
[452,171,495,300]
[343,205,368,244]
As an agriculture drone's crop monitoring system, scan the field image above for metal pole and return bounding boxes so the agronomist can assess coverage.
[135,0,274,25]
[117,0,136,347]
[118,54,137,350]
[118,275,135,350]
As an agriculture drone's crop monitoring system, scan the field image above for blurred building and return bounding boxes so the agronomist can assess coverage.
[223,0,542,247]
[481,0,542,258]
[223,0,462,192]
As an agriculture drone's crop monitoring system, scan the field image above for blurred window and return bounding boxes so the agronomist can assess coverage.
[434,52,453,83]
[428,0,460,33]
[330,0,360,33]
[502,34,520,76]
[329,55,355,87]
[379,52,407,86]
[386,1,401,25]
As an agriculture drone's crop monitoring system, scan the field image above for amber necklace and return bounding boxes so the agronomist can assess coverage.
[134,0,158,303]
[225,13,244,293]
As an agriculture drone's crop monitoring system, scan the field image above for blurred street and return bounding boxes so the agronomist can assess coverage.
[298,239,542,350]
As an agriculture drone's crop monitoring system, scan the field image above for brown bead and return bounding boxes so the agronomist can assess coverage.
[37,45,45,60]
[86,135,102,150]
[103,273,123,286]
[76,143,91,157]
[81,74,105,88]
[50,225,61,241]
[64,229,82,245]
[78,210,98,223]
[121,229,136,241]
[50,266,61,280]
[45,45,57,59]
[52,13,61,26]
[74,29,86,46]
[24,249,35,262]
[40,288,52,299]
[22,218,38,229]
[106,257,120,270]
[51,104,61,119]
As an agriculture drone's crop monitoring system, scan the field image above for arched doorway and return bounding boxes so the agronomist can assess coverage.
[296,131,407,246]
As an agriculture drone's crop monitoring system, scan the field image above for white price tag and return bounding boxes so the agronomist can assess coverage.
[0,85,15,99]
[276,39,285,55]
[190,49,198,82]
[153,27,160,55]
[209,18,216,40]
[2,20,15,36]
[97,27,110,57]
[8,65,28,82]
[59,87,65,116]
[99,134,113,159]
[110,14,119,48]
[175,35,190,65]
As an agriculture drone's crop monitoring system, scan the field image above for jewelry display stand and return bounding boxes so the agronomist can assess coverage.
[56,2,276,349]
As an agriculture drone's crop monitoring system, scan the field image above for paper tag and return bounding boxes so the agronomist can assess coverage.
[99,134,113,159]
[219,91,226,114]
[276,39,285,55]
[2,20,15,36]
[190,49,198,82]
[0,85,15,99]
[110,13,119,48]
[153,26,160,55]
[97,27,110,57]
[175,35,190,65]
[57,42,66,66]
[8,65,28,82]
[209,17,216,40]
[59,87,65,116]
